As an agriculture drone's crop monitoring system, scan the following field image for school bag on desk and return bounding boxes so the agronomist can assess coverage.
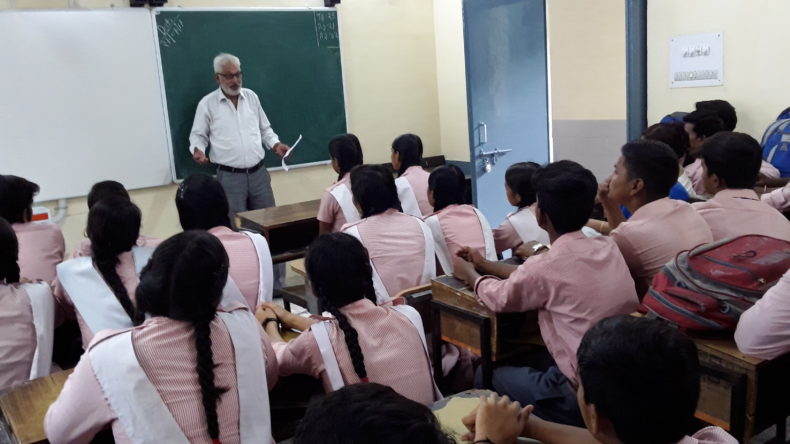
[642,235,790,331]
[761,107,790,177]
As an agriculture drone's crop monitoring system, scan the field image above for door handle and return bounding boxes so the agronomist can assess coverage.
[480,121,488,145]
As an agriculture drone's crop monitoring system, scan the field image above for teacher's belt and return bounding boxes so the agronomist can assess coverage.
[215,160,265,174]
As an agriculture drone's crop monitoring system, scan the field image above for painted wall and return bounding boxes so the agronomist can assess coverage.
[648,0,790,140]
[2,0,442,252]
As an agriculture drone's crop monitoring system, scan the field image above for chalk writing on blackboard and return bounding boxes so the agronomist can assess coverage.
[158,15,184,48]
[313,11,339,48]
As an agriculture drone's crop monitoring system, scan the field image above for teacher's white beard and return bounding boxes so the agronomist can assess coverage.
[221,84,241,96]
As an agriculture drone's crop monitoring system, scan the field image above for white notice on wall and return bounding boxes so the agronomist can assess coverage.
[669,33,723,88]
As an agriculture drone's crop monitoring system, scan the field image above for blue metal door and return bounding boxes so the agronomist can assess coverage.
[463,0,550,226]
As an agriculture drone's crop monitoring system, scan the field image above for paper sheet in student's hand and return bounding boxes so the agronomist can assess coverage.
[281,134,302,171]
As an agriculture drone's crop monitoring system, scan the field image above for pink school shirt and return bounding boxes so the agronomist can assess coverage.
[272,298,435,405]
[610,198,714,296]
[401,166,433,216]
[209,226,264,310]
[685,158,780,197]
[0,284,36,389]
[53,251,140,346]
[45,309,278,444]
[70,235,161,259]
[428,204,488,265]
[473,231,639,384]
[735,269,790,360]
[342,209,430,298]
[762,183,790,212]
[677,426,738,444]
[317,173,353,233]
[13,222,65,283]
[692,189,790,241]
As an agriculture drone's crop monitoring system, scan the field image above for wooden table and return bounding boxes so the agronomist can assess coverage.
[692,334,790,442]
[430,275,540,390]
[237,199,320,263]
[0,370,73,444]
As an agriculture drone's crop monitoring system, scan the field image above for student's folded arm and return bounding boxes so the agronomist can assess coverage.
[474,268,545,313]
[271,328,324,379]
[476,260,518,279]
[734,296,790,360]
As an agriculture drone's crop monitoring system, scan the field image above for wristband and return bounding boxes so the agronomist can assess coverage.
[262,317,278,328]
[474,440,495,444]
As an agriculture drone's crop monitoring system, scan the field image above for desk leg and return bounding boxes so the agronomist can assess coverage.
[480,317,493,390]
[432,306,444,390]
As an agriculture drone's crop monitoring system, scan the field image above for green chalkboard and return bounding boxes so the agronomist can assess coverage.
[155,9,346,180]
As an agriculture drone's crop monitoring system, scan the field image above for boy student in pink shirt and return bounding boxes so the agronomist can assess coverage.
[683,110,726,197]
[317,134,364,234]
[0,218,56,388]
[71,180,161,258]
[492,162,551,253]
[176,174,274,310]
[462,316,737,444]
[257,233,439,406]
[735,269,790,360]
[391,133,433,217]
[46,231,278,444]
[424,164,496,274]
[452,160,639,426]
[692,132,790,241]
[0,175,65,283]
[54,198,153,346]
[341,165,435,303]
[599,140,713,296]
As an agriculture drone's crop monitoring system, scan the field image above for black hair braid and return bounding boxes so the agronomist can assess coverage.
[92,250,138,323]
[0,258,20,284]
[193,316,227,441]
[322,297,368,381]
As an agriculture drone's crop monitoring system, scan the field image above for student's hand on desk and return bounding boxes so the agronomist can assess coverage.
[255,306,278,325]
[273,143,290,158]
[460,394,532,443]
[457,246,486,267]
[192,148,210,165]
[452,255,477,284]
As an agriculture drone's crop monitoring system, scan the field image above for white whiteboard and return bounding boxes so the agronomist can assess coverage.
[0,9,172,202]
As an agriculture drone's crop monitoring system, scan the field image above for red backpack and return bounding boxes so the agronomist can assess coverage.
[642,235,790,331]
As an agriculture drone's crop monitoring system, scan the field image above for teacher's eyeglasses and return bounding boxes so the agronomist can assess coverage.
[218,72,243,80]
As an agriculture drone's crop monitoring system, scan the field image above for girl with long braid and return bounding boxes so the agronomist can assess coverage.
[258,232,439,406]
[54,197,153,346]
[46,231,278,443]
[317,133,364,234]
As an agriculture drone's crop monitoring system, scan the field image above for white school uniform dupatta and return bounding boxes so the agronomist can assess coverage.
[311,305,442,401]
[22,282,55,379]
[57,246,154,335]
[344,219,435,304]
[424,207,496,274]
[88,308,271,443]
[395,177,423,217]
[329,182,361,226]
[240,231,274,305]
[507,206,550,246]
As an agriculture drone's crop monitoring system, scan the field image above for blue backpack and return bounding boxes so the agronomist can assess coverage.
[762,107,790,177]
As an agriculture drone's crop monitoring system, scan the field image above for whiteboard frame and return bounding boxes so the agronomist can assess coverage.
[151,6,346,180]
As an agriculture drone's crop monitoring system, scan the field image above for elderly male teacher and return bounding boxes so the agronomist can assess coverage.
[189,52,290,221]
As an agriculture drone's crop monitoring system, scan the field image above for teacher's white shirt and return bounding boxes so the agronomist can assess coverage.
[189,88,280,169]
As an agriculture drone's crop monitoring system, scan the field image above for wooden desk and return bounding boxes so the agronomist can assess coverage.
[430,275,540,390]
[0,369,73,444]
[692,334,790,442]
[237,199,320,263]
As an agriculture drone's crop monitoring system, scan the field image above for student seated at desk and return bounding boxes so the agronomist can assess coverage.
[176,173,274,309]
[453,160,639,426]
[54,198,153,347]
[71,180,161,258]
[735,269,790,360]
[642,122,696,201]
[492,162,550,253]
[0,175,64,283]
[258,233,439,406]
[342,164,435,303]
[462,316,737,444]
[599,140,713,296]
[0,218,55,388]
[761,182,790,212]
[691,132,790,241]
[295,383,454,444]
[683,110,726,198]
[424,165,496,274]
[318,134,364,234]
[46,231,278,444]
[392,133,433,217]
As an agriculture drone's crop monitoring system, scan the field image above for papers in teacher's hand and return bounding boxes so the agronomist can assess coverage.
[281,134,302,171]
